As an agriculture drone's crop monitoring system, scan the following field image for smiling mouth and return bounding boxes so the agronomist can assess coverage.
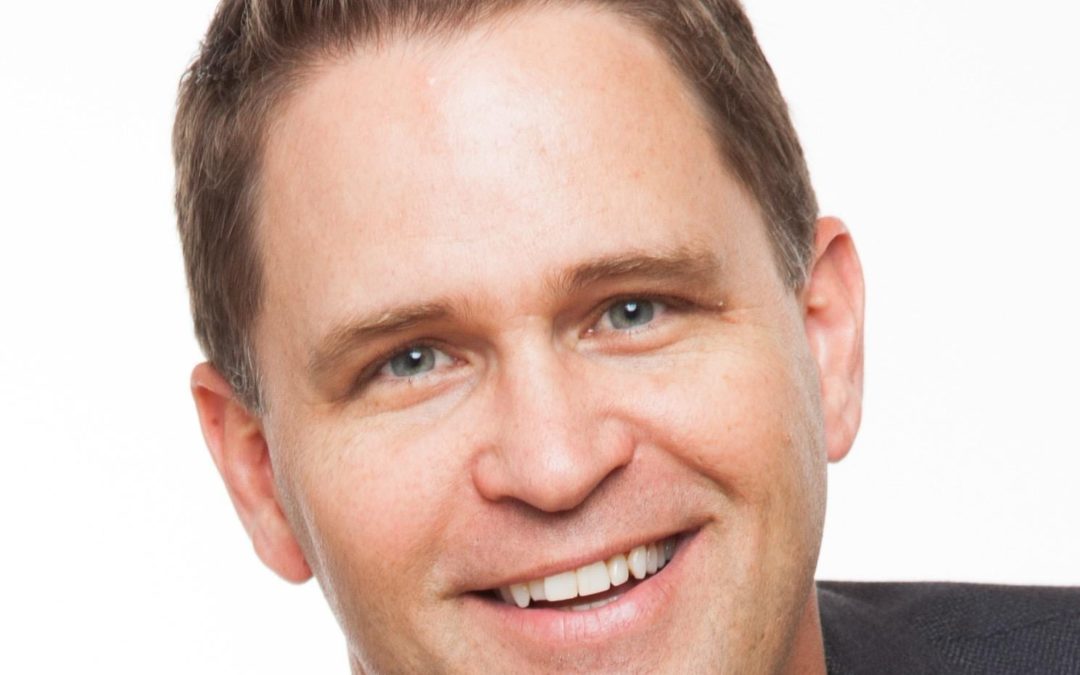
[486,534,683,612]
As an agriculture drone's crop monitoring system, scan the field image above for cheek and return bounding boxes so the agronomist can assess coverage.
[605,333,826,511]
[271,416,459,634]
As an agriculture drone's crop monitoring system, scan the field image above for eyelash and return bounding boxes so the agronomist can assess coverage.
[350,340,456,393]
[349,294,693,396]
[586,294,687,336]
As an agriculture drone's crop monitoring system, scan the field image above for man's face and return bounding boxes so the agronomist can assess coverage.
[253,6,831,672]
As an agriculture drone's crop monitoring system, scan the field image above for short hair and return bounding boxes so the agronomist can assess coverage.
[174,0,818,411]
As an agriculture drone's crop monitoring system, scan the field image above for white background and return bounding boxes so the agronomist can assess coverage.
[1,1,1077,673]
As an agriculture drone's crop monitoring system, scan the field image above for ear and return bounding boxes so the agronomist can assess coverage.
[802,217,865,463]
[191,363,312,582]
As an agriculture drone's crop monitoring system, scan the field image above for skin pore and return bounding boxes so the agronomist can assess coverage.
[191,4,864,673]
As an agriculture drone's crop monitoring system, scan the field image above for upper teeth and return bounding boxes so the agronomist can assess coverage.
[497,537,676,609]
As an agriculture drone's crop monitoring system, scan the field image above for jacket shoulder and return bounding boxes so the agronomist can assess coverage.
[818,581,1080,675]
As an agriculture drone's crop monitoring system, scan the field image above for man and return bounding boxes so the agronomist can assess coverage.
[174,1,1079,672]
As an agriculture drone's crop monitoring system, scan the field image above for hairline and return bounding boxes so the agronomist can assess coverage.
[227,0,809,413]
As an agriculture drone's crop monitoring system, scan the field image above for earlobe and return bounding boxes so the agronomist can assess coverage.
[802,217,865,463]
[191,363,313,583]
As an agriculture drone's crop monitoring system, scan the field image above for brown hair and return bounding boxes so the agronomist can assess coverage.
[174,0,818,411]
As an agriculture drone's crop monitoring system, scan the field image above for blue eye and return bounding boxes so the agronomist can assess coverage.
[386,346,438,378]
[605,299,656,330]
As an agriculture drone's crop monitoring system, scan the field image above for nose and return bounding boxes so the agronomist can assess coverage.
[470,344,633,513]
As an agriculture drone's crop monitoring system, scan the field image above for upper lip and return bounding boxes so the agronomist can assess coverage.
[464,526,695,593]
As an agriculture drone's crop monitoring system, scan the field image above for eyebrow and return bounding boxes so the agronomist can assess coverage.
[307,247,724,381]
[546,247,724,297]
[308,301,458,381]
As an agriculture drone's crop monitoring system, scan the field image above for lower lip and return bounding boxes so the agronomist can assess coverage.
[463,531,700,648]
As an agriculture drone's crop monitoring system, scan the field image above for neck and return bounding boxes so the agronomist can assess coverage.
[781,587,827,675]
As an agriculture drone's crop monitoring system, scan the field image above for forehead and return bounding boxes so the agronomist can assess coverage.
[256,4,761,373]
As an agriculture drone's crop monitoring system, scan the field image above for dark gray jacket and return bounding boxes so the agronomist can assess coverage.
[818,582,1080,674]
